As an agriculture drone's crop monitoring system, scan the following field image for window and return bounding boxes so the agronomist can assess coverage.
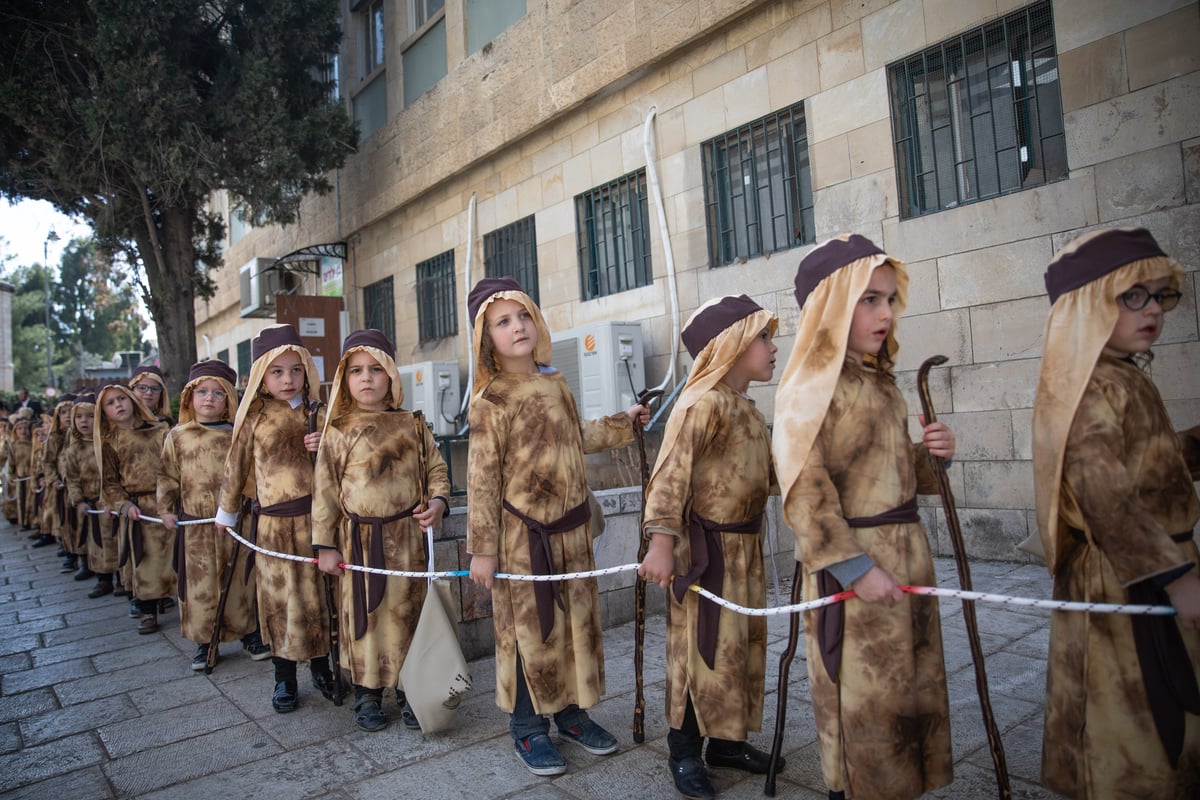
[416,251,457,342]
[575,170,652,301]
[408,0,445,31]
[466,0,525,54]
[216,348,230,365]
[236,339,251,386]
[363,276,396,345]
[701,103,814,267]
[888,1,1067,218]
[361,0,385,77]
[402,15,447,107]
[484,216,539,305]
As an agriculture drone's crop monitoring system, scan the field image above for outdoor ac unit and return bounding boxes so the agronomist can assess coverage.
[550,321,645,420]
[397,361,461,436]
[239,257,278,318]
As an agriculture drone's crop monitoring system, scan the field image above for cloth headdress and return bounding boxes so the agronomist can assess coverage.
[323,329,404,436]
[648,295,777,493]
[1031,227,1184,571]
[178,359,238,425]
[128,365,171,419]
[49,399,74,438]
[468,276,552,397]
[94,381,162,502]
[231,324,322,444]
[772,234,909,515]
[69,392,96,444]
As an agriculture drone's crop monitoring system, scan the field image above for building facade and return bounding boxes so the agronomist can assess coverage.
[196,0,1200,562]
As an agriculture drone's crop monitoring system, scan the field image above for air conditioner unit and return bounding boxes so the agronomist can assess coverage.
[397,361,461,436]
[239,257,299,318]
[550,321,645,419]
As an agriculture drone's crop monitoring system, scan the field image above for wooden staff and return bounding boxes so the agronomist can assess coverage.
[205,534,240,674]
[310,400,346,706]
[764,561,802,796]
[917,355,1011,800]
[631,388,662,744]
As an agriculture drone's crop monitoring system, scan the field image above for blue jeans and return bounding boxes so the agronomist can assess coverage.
[509,654,590,742]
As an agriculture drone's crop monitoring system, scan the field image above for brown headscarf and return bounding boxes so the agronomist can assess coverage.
[178,360,238,425]
[323,329,404,435]
[467,276,552,398]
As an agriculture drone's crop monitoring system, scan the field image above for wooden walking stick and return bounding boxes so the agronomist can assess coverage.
[310,400,347,706]
[205,535,240,674]
[764,560,802,796]
[631,387,663,744]
[917,355,1011,800]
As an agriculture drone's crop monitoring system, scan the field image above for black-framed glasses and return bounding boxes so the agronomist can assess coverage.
[1118,287,1182,311]
[132,384,163,394]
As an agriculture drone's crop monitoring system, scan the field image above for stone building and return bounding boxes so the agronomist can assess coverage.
[196,0,1200,568]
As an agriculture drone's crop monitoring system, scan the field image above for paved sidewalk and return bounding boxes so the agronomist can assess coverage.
[1,519,1066,799]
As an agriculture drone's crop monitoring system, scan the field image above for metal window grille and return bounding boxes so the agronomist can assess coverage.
[888,0,1067,218]
[416,250,457,342]
[484,215,539,305]
[363,276,396,345]
[575,169,652,301]
[701,102,814,268]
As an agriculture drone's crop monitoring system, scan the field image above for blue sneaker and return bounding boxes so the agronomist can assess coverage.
[558,719,618,755]
[514,733,567,776]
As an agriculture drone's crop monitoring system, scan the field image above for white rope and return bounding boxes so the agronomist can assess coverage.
[83,508,211,526]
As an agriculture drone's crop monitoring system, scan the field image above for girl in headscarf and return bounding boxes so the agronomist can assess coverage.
[128,365,173,424]
[1032,227,1200,798]
[61,392,112,594]
[43,399,80,572]
[773,234,955,800]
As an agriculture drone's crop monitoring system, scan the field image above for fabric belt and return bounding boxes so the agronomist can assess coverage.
[173,510,206,601]
[82,496,103,549]
[671,510,764,669]
[817,496,920,682]
[503,498,592,643]
[118,490,155,568]
[244,495,312,583]
[348,504,418,640]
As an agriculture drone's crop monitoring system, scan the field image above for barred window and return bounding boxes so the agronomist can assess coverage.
[484,215,539,305]
[363,276,396,345]
[575,169,652,301]
[416,250,457,342]
[701,103,814,268]
[888,1,1067,219]
[236,339,251,385]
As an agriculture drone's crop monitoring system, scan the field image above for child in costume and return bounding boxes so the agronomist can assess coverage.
[44,399,81,572]
[312,329,451,732]
[129,365,173,425]
[3,412,35,532]
[466,276,649,776]
[216,324,336,713]
[159,359,267,671]
[62,393,111,594]
[96,381,173,633]
[1032,227,1200,798]
[639,295,781,800]
[29,418,52,546]
[773,234,955,800]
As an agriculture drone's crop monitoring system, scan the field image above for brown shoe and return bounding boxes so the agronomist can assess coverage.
[87,582,114,599]
[138,616,159,635]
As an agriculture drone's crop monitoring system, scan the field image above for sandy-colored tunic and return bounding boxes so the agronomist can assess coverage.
[467,370,633,714]
[218,398,329,662]
[3,439,33,526]
[63,437,116,572]
[159,421,256,644]
[643,382,770,740]
[41,431,69,545]
[1042,355,1200,799]
[786,359,952,799]
[102,423,173,601]
[312,409,451,689]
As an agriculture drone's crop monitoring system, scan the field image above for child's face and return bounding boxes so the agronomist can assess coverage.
[14,423,30,440]
[1105,276,1177,358]
[485,298,537,371]
[847,265,897,362]
[74,410,94,437]
[58,407,71,427]
[263,351,306,401]
[724,326,777,392]
[345,351,390,412]
[190,379,228,423]
[131,379,163,409]
[102,391,134,426]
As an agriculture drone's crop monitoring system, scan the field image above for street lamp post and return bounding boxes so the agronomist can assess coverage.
[43,229,60,390]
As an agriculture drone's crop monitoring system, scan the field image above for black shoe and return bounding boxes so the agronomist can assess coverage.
[668,756,715,800]
[704,742,780,775]
[272,681,298,713]
[128,599,143,619]
[311,671,340,702]
[158,597,176,613]
[192,644,211,671]
[60,557,78,573]
[352,695,388,732]
[828,792,846,800]
[73,566,95,581]
[31,534,54,547]
[241,633,271,661]
[55,544,67,557]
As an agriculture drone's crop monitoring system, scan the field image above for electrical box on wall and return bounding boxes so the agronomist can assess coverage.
[550,321,645,419]
[397,361,461,436]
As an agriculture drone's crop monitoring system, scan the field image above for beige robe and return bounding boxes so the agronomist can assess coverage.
[1042,355,1200,799]
[102,423,174,601]
[63,437,116,572]
[467,370,633,714]
[786,359,953,799]
[41,430,71,547]
[312,409,450,689]
[643,382,770,741]
[218,398,329,662]
[159,421,257,643]
[3,439,33,526]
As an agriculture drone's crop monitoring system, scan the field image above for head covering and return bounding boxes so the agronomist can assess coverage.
[129,365,171,419]
[648,295,777,490]
[468,276,552,397]
[772,234,909,515]
[178,359,238,425]
[1031,227,1185,570]
[49,399,74,438]
[231,324,322,444]
[94,381,161,501]
[69,392,96,444]
[323,329,404,435]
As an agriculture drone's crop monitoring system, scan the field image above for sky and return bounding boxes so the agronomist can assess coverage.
[0,198,92,273]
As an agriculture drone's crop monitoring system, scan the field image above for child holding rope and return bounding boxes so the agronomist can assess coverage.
[312,329,450,732]
[638,295,781,800]
[466,276,648,776]
[44,398,82,572]
[1032,227,1200,798]
[773,234,955,800]
[215,324,336,713]
[159,359,266,671]
[62,393,114,594]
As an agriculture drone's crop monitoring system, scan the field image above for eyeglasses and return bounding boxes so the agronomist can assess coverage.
[192,389,227,400]
[1118,287,1182,311]
[132,384,163,395]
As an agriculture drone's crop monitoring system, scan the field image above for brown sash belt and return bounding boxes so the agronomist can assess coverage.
[243,495,312,583]
[173,510,206,601]
[119,490,155,568]
[503,498,592,643]
[54,484,67,528]
[817,496,920,683]
[348,504,418,640]
[81,496,103,549]
[671,511,764,670]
